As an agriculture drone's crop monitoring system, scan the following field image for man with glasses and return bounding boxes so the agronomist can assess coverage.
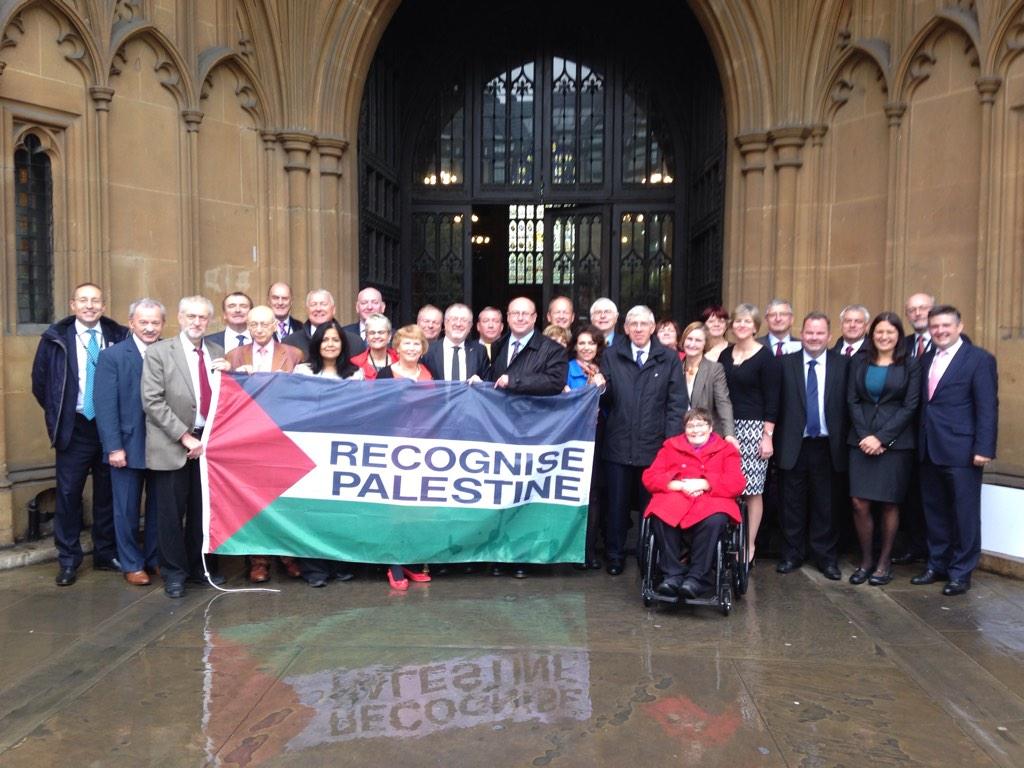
[141,296,230,598]
[424,303,487,381]
[759,298,801,357]
[589,298,620,346]
[33,283,128,586]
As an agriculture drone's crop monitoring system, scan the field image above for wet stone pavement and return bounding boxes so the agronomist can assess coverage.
[1,559,1023,767]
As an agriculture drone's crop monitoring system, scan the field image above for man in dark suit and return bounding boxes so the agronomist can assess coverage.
[32,282,128,586]
[775,311,849,580]
[341,286,386,355]
[546,296,575,331]
[268,282,302,341]
[423,303,487,381]
[283,288,360,359]
[417,304,444,342]
[141,296,229,598]
[833,304,869,356]
[759,298,801,356]
[205,292,253,355]
[902,292,934,360]
[475,306,504,361]
[589,297,620,347]
[94,298,165,586]
[911,305,998,596]
[599,305,687,576]
[486,296,568,578]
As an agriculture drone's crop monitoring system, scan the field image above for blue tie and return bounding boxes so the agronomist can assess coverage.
[236,334,246,347]
[82,329,99,420]
[805,359,821,437]
[510,340,521,364]
[635,349,644,368]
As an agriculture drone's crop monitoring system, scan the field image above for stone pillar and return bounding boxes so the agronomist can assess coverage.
[884,102,907,308]
[260,131,280,287]
[182,109,204,293]
[89,86,114,291]
[976,76,1001,347]
[734,132,770,304]
[768,126,810,309]
[316,138,349,307]
[278,132,314,293]
[807,125,829,305]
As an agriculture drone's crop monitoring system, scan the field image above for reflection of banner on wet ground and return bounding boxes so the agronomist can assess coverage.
[201,375,598,563]
[287,650,591,745]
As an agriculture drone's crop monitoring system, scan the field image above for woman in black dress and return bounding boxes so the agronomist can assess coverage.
[846,312,921,586]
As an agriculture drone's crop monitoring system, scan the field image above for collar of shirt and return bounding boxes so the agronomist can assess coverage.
[132,334,150,356]
[802,349,827,368]
[510,331,533,348]
[936,336,964,359]
[843,338,864,353]
[630,342,652,359]
[443,336,467,351]
[75,319,101,341]
[768,333,791,345]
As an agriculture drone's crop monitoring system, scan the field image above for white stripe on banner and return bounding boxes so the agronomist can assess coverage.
[283,433,594,510]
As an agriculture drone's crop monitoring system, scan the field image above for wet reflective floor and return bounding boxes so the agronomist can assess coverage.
[1,559,1023,767]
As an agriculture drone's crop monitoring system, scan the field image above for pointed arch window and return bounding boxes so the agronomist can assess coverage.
[482,62,535,185]
[551,56,605,186]
[622,78,674,186]
[15,133,54,325]
[413,80,465,187]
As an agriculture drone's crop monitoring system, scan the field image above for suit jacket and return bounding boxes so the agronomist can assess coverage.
[846,355,921,450]
[918,341,998,466]
[141,336,224,471]
[341,321,368,355]
[94,338,148,468]
[486,332,567,395]
[283,321,361,361]
[775,349,849,472]
[225,342,304,372]
[275,314,303,341]
[423,338,488,380]
[687,357,735,438]
[832,338,867,356]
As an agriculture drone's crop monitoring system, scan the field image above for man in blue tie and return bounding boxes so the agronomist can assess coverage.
[204,291,253,355]
[774,311,850,580]
[32,283,129,586]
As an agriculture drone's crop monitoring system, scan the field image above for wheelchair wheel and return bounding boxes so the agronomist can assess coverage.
[719,583,732,615]
[735,506,749,597]
[640,517,657,604]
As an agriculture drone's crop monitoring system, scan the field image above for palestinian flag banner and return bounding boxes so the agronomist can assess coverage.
[201,373,599,564]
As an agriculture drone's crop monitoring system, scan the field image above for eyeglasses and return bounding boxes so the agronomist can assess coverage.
[508,311,535,318]
[248,321,275,328]
[183,313,209,322]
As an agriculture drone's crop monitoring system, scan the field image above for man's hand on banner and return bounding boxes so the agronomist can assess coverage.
[210,358,231,372]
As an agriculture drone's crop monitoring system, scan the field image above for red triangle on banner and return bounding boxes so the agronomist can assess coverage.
[205,375,316,551]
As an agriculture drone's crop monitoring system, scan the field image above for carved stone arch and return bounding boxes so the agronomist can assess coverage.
[109,23,196,108]
[987,0,1024,75]
[894,16,980,103]
[0,0,102,84]
[818,43,890,124]
[198,49,269,128]
[13,123,62,161]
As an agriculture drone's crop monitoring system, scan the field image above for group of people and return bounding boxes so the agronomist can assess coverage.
[31,282,998,601]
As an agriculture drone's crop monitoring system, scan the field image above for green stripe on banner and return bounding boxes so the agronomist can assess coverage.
[213,497,587,564]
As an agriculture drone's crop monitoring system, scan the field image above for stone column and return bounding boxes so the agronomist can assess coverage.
[89,86,114,292]
[182,109,203,293]
[975,76,1001,347]
[316,138,349,306]
[884,102,906,308]
[278,132,314,292]
[734,132,769,304]
[768,126,810,308]
[260,131,280,286]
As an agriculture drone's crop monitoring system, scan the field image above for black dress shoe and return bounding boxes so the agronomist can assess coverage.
[890,552,918,566]
[821,564,842,581]
[776,559,802,574]
[55,567,77,587]
[656,579,680,598]
[572,562,587,571]
[942,579,971,596]
[910,568,947,585]
[188,573,226,586]
[306,577,327,588]
[679,577,711,599]
[512,567,528,579]
[868,569,893,586]
[164,582,185,599]
[587,558,602,570]
[93,557,122,572]
[334,570,355,582]
[606,560,623,576]
[491,565,503,577]
[848,567,871,585]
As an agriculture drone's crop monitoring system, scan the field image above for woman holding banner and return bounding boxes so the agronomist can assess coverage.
[376,324,433,590]
[350,313,397,379]
[293,319,362,587]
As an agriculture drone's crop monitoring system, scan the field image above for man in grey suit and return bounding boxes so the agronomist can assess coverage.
[141,296,230,598]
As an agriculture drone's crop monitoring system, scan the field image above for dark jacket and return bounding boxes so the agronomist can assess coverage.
[775,349,849,472]
[486,332,567,395]
[846,355,920,451]
[600,339,687,466]
[282,320,361,362]
[31,315,129,450]
[94,337,148,468]
[341,322,367,354]
[423,338,488,380]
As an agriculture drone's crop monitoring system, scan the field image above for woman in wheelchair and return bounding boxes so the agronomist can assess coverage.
[642,408,747,599]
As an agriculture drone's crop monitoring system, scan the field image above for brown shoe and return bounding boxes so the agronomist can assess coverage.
[281,557,302,579]
[124,570,151,586]
[249,563,270,583]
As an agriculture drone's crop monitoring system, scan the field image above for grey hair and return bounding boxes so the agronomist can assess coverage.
[840,304,870,322]
[363,312,392,333]
[589,297,619,316]
[624,305,655,325]
[178,296,214,317]
[129,298,166,320]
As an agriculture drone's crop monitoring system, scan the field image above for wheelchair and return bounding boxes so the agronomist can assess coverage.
[638,500,748,615]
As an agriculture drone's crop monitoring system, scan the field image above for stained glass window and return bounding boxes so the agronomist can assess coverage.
[412,213,465,310]
[507,203,544,284]
[619,211,673,317]
[15,133,54,325]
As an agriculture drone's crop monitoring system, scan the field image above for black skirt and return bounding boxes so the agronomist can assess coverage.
[848,447,913,504]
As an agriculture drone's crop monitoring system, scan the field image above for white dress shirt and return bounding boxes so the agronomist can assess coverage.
[443,337,467,381]
[75,320,105,412]
[840,337,865,356]
[222,329,251,354]
[252,340,275,372]
[507,331,534,366]
[630,342,652,367]
[180,331,213,429]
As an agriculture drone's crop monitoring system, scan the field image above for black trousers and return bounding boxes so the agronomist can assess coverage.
[150,459,208,584]
[653,513,728,589]
[54,414,115,569]
[920,460,983,581]
[604,461,651,563]
[780,438,839,566]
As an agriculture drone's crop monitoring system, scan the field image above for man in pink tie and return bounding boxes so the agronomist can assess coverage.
[141,296,231,598]
[834,304,869,356]
[912,305,998,596]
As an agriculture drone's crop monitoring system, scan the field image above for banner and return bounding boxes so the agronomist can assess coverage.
[201,373,599,563]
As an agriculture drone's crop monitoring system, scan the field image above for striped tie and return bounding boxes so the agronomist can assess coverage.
[82,329,99,420]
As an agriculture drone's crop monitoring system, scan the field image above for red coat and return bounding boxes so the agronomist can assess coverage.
[642,433,746,529]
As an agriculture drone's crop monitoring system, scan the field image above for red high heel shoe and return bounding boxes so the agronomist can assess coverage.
[388,570,409,591]
[402,567,431,583]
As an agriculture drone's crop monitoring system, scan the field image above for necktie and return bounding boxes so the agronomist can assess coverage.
[805,359,821,437]
[195,347,212,419]
[451,345,461,380]
[510,340,521,364]
[635,349,644,368]
[775,341,784,357]
[278,320,288,339]
[927,350,944,400]
[257,346,269,372]
[844,345,854,356]
[915,335,925,359]
[236,333,246,347]
[82,329,99,420]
